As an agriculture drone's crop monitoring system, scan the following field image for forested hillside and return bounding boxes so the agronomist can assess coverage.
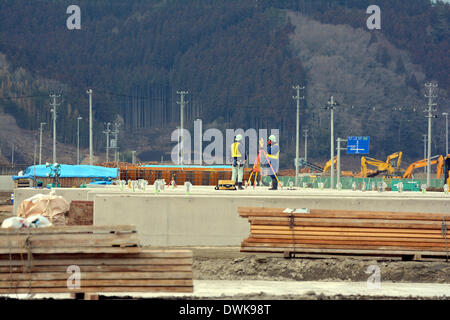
[0,0,448,168]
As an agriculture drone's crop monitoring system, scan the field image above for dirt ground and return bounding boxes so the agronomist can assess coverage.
[189,248,450,283]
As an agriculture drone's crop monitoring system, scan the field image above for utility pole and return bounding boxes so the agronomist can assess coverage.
[111,122,120,163]
[303,129,308,162]
[33,139,37,166]
[77,116,82,165]
[176,91,188,165]
[423,134,427,173]
[87,89,94,166]
[39,122,46,165]
[443,112,448,155]
[11,144,14,167]
[50,94,60,164]
[103,122,111,162]
[326,96,338,189]
[336,138,345,188]
[293,85,305,187]
[425,82,438,187]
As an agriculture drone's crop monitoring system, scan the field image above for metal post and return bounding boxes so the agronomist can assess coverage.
[425,82,438,187]
[337,138,342,187]
[177,91,188,165]
[327,96,337,189]
[77,117,82,164]
[112,122,119,163]
[303,129,308,163]
[292,85,305,187]
[423,134,427,173]
[87,89,94,166]
[443,112,448,155]
[103,122,111,162]
[39,122,46,165]
[34,139,37,166]
[50,94,60,164]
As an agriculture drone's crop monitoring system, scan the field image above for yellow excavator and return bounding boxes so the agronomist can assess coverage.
[359,156,395,178]
[322,156,353,176]
[386,151,403,172]
[402,155,445,179]
[358,152,404,178]
[322,157,336,173]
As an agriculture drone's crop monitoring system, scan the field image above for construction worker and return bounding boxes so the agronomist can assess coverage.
[231,134,245,190]
[260,135,279,190]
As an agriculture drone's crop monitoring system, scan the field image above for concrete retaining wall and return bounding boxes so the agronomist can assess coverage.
[0,176,13,192]
[93,194,450,247]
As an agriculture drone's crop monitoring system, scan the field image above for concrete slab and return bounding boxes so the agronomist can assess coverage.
[13,185,450,245]
[1,281,448,299]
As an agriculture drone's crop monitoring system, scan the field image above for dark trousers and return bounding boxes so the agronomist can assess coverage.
[270,175,278,189]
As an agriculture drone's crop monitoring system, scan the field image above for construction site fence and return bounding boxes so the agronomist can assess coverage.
[120,168,253,186]
[262,175,445,190]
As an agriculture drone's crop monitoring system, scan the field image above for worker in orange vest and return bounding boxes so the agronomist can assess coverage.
[260,135,279,190]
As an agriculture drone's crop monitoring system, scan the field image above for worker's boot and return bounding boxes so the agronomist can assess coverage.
[238,182,244,190]
[269,178,278,190]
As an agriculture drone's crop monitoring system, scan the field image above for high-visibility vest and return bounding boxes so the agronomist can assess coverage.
[267,144,279,160]
[231,142,241,157]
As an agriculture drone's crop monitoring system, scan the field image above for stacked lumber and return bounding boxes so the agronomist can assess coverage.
[0,225,193,294]
[239,207,449,258]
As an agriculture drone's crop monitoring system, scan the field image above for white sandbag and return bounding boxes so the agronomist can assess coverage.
[17,193,68,226]
[1,217,29,229]
[25,215,52,228]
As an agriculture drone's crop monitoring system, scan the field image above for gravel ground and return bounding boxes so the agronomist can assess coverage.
[191,249,450,284]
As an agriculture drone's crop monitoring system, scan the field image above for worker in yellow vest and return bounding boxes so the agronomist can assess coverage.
[231,134,245,190]
[260,135,279,190]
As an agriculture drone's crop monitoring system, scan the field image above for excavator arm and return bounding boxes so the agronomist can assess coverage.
[323,156,337,173]
[402,155,442,179]
[360,156,394,178]
[386,152,403,170]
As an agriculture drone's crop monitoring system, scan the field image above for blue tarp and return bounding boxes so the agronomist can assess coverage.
[88,180,113,185]
[12,165,118,180]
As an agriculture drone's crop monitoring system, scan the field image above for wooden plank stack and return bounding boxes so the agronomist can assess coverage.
[239,207,449,258]
[0,225,193,294]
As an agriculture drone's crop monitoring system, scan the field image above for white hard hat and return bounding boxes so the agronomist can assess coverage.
[235,134,243,141]
[269,135,277,143]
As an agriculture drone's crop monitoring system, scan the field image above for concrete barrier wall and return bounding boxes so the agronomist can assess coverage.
[0,176,13,192]
[93,194,450,247]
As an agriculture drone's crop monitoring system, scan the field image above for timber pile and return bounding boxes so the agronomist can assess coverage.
[239,207,450,259]
[0,225,193,294]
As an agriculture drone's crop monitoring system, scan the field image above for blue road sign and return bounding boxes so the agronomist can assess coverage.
[347,136,369,154]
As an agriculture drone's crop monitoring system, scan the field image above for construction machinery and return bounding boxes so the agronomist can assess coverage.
[297,158,324,173]
[357,152,404,178]
[322,157,336,173]
[322,156,354,177]
[359,156,396,178]
[402,155,444,179]
[215,180,237,190]
[386,151,403,172]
